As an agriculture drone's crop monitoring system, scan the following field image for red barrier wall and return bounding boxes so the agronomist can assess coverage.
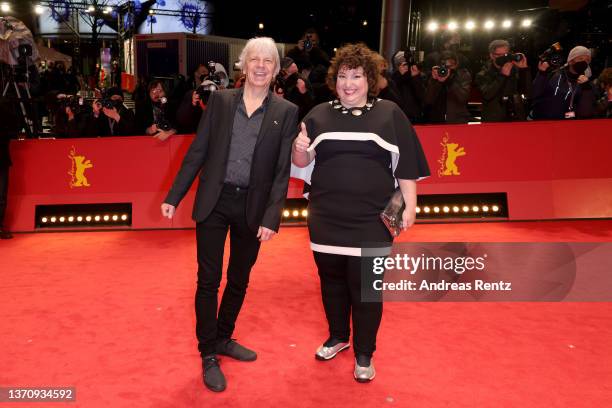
[5,120,612,231]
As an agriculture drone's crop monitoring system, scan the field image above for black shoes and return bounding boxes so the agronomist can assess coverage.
[202,355,226,392]
[216,339,257,362]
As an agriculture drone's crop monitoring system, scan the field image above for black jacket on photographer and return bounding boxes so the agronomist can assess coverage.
[531,67,596,120]
[390,70,425,123]
[175,88,205,134]
[135,97,175,135]
[424,67,472,124]
[87,103,137,136]
[475,63,531,122]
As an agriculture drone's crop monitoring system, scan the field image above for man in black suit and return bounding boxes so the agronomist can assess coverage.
[161,37,299,392]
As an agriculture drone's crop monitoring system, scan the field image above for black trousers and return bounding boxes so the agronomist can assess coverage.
[313,252,383,357]
[195,185,261,356]
[0,165,8,230]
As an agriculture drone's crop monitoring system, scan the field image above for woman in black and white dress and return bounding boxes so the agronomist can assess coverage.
[292,43,430,382]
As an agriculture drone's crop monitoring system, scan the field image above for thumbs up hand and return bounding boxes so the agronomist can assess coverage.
[294,122,311,153]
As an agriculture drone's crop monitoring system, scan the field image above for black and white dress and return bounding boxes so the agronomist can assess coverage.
[291,99,430,256]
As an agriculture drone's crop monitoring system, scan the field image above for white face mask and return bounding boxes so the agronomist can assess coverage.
[585,66,592,78]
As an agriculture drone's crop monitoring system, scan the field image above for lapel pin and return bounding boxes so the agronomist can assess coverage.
[274,120,279,125]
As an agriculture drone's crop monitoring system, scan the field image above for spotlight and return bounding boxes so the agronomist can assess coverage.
[112,215,119,221]
[104,6,112,14]
[258,22,264,30]
[59,216,65,222]
[462,206,470,213]
[103,215,110,221]
[34,5,44,15]
[423,206,431,213]
[492,205,500,212]
[148,9,154,14]
[85,216,92,222]
[77,216,83,222]
[121,214,128,221]
[50,217,57,223]
[465,21,476,31]
[433,207,440,213]
[502,20,512,29]
[301,209,308,217]
[68,216,74,222]
[426,21,439,32]
[447,21,458,31]
[41,217,48,223]
[416,207,421,213]
[87,5,95,13]
[94,215,101,221]
[452,206,460,213]
[333,48,338,52]
[1,3,10,13]
[443,206,450,213]
[482,206,490,212]
[472,206,479,212]
[521,19,532,28]
[292,210,299,217]
[362,20,368,26]
[484,20,495,30]
[283,210,290,218]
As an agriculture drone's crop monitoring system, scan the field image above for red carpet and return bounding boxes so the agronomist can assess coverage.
[1,220,611,407]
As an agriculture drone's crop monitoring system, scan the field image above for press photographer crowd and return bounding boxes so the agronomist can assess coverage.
[1,25,610,143]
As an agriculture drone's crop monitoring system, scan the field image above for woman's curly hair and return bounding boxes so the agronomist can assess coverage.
[598,68,612,88]
[326,43,380,97]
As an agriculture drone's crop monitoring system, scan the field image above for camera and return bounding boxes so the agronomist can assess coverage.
[539,42,563,68]
[99,98,122,110]
[502,94,527,121]
[303,34,314,51]
[156,118,173,131]
[495,53,523,66]
[58,94,90,115]
[434,65,449,77]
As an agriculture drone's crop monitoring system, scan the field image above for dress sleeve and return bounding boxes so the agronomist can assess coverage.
[391,104,431,180]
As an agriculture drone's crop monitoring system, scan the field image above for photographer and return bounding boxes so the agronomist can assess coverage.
[531,46,597,120]
[52,93,90,138]
[475,40,531,122]
[595,68,612,118]
[176,62,229,133]
[88,87,136,136]
[287,28,332,103]
[424,51,472,124]
[390,50,426,123]
[135,80,177,141]
[272,57,314,120]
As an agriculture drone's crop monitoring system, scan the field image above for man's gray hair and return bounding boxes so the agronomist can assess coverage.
[237,37,281,77]
[488,39,510,54]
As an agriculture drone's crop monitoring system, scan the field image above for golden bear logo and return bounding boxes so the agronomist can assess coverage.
[68,147,94,188]
[438,133,466,177]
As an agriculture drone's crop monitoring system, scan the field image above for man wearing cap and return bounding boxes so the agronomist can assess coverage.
[532,45,597,120]
[390,50,426,123]
[273,57,314,120]
[88,87,137,136]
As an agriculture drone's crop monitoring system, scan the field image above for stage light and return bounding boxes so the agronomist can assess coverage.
[502,20,512,29]
[94,215,101,221]
[59,216,65,222]
[104,6,112,14]
[103,215,110,221]
[453,206,460,213]
[447,21,458,31]
[492,205,500,212]
[34,5,44,15]
[85,216,92,222]
[434,207,440,213]
[465,21,476,31]
[283,210,290,217]
[258,22,264,30]
[301,209,308,217]
[87,5,95,13]
[333,48,338,52]
[482,206,489,212]
[484,20,495,30]
[77,216,83,222]
[1,3,10,13]
[416,207,421,213]
[41,217,48,223]
[148,9,154,14]
[121,214,128,221]
[112,215,118,221]
[292,210,299,217]
[472,206,479,212]
[462,206,470,213]
[426,21,439,32]
[362,20,368,26]
[443,206,450,213]
[50,217,57,223]
[68,216,74,222]
[423,206,431,213]
[521,19,532,28]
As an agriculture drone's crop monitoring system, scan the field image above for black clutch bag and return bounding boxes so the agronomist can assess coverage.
[380,188,405,237]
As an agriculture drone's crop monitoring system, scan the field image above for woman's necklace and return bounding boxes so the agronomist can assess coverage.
[331,98,376,116]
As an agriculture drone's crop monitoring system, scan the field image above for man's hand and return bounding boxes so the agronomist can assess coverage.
[577,75,589,85]
[293,122,311,153]
[296,78,307,94]
[146,124,158,135]
[257,226,276,242]
[538,61,550,72]
[513,53,528,69]
[102,106,120,122]
[410,64,420,77]
[192,91,201,106]
[161,203,176,219]
[501,62,513,77]
[154,129,174,141]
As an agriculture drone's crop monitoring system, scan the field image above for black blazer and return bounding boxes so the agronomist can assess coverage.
[164,88,299,232]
